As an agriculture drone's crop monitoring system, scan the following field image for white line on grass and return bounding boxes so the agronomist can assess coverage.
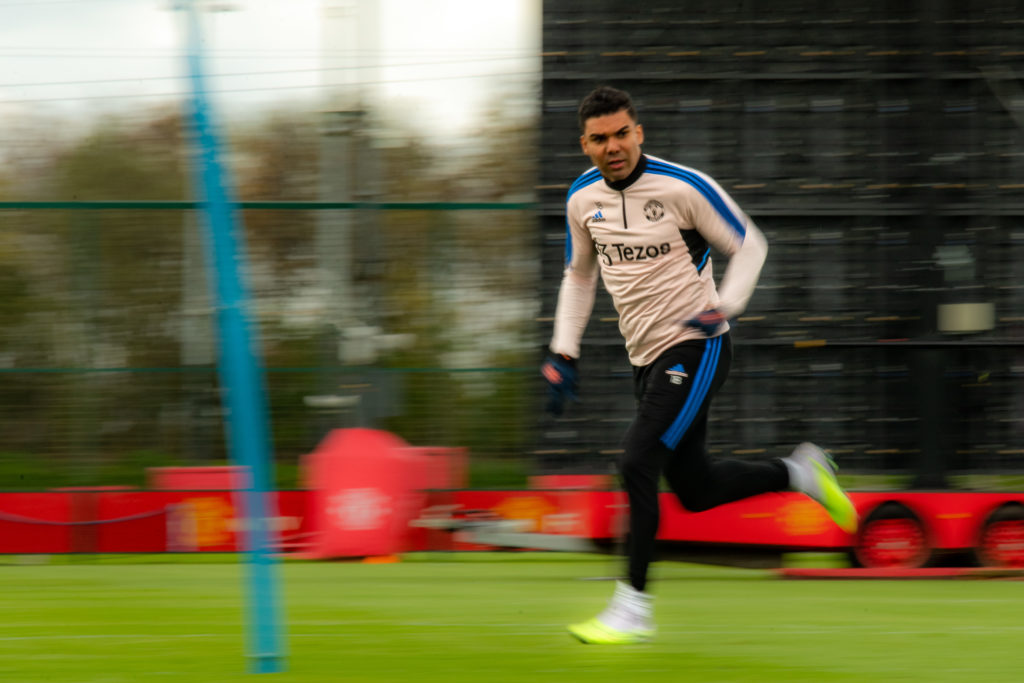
[4,624,1024,642]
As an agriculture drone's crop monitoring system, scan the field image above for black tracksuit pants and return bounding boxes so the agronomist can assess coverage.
[620,333,789,592]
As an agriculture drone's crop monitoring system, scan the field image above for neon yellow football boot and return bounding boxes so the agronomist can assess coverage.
[786,442,858,534]
[568,581,655,644]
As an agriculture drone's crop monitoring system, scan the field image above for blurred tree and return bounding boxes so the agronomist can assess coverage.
[370,114,538,461]
[54,109,185,201]
[231,109,319,283]
[47,108,186,369]
[0,105,539,486]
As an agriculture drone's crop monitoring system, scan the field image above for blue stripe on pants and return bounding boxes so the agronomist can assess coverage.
[659,335,722,449]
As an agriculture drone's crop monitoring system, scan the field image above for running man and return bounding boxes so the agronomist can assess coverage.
[541,86,858,644]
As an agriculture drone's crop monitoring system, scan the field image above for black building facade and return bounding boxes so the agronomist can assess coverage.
[537,1,1024,485]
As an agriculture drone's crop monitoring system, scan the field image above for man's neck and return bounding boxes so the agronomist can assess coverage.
[605,154,647,191]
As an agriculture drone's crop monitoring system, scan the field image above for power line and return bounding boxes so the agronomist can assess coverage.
[0,55,538,90]
[0,70,537,105]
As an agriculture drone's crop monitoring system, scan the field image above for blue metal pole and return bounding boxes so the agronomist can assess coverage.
[181,0,285,674]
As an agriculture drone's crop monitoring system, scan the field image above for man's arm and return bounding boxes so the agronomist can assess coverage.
[714,220,767,319]
[543,210,599,414]
[550,268,598,358]
[683,173,768,334]
[549,206,600,357]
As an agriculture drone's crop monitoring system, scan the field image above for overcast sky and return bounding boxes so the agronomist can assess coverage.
[0,0,540,132]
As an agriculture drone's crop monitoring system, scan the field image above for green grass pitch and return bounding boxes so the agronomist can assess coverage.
[1,552,1023,682]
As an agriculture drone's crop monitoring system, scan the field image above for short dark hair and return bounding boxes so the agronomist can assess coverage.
[578,86,637,132]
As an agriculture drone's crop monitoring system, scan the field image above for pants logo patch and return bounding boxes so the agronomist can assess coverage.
[666,363,688,385]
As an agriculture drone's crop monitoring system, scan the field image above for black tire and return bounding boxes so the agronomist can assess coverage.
[974,502,1024,568]
[853,501,931,569]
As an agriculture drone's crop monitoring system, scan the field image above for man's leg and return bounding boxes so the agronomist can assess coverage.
[664,416,788,513]
[664,395,856,531]
[569,337,722,644]
[566,412,663,644]
[656,333,789,511]
[619,416,664,592]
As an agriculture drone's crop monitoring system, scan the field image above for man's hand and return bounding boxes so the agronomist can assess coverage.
[685,308,726,337]
[541,353,578,416]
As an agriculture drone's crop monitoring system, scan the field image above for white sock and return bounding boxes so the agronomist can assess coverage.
[598,581,653,631]
[783,456,812,494]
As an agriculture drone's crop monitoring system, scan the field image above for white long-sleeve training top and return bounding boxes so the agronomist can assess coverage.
[550,154,768,367]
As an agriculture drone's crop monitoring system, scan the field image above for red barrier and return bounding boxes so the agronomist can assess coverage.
[0,489,309,554]
[95,491,238,553]
[658,492,850,547]
[421,489,1024,564]
[430,490,848,547]
[2,476,1023,568]
[0,493,72,553]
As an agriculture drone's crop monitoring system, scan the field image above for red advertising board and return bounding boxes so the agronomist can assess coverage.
[0,490,310,554]
[2,478,1023,569]
[0,493,72,554]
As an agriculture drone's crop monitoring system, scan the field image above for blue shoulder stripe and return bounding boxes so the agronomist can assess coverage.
[568,168,602,198]
[564,169,603,264]
[563,216,574,265]
[645,160,746,239]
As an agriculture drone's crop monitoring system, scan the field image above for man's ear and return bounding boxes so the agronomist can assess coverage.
[579,135,588,155]
[636,123,644,145]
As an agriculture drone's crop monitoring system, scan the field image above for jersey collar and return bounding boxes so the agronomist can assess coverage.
[604,154,647,191]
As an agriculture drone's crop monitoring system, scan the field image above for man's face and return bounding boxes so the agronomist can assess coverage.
[580,109,644,182]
